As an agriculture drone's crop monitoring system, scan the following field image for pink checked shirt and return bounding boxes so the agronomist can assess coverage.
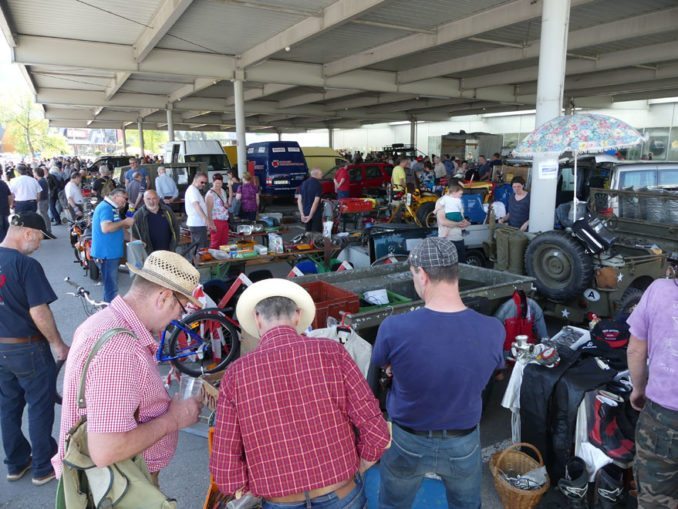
[52,297,177,477]
[210,325,389,498]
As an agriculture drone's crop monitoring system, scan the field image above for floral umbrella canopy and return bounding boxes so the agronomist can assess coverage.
[513,113,645,220]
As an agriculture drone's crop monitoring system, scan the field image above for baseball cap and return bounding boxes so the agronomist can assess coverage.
[408,237,458,268]
[11,212,56,239]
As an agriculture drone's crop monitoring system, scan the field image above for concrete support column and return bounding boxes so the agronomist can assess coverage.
[121,126,127,155]
[166,105,175,142]
[528,0,570,233]
[276,130,282,142]
[137,118,145,158]
[409,119,416,150]
[328,127,334,149]
[233,79,247,177]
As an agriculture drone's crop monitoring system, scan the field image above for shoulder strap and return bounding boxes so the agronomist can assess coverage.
[77,328,136,410]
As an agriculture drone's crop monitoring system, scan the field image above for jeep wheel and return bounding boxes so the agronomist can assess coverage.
[618,287,644,316]
[525,231,593,301]
[415,202,437,228]
[465,249,488,268]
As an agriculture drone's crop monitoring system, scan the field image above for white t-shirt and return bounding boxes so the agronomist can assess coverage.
[64,181,84,205]
[435,194,464,241]
[185,184,207,227]
[9,175,42,201]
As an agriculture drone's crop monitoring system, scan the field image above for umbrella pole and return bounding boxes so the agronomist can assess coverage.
[572,152,578,222]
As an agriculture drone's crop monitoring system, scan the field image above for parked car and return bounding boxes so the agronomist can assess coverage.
[320,163,393,198]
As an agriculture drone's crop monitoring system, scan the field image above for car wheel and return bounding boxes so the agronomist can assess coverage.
[415,202,437,228]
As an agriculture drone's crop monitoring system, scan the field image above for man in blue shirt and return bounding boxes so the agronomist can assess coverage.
[0,212,69,485]
[154,166,179,203]
[372,238,505,509]
[124,158,149,191]
[91,188,134,302]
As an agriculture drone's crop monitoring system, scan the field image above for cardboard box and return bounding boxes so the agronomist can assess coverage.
[496,165,530,183]
[200,372,225,412]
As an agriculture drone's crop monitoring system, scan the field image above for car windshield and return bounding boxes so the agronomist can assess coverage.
[323,165,340,179]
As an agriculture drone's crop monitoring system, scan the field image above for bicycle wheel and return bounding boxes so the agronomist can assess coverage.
[167,310,240,377]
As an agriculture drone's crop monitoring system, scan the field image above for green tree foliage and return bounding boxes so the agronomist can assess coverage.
[0,95,70,158]
[124,129,169,155]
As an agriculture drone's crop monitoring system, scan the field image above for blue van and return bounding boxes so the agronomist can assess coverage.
[247,141,309,196]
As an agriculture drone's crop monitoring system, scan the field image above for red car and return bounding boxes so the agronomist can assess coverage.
[320,163,392,198]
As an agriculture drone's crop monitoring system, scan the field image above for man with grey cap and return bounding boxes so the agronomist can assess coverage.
[373,237,505,509]
[53,251,202,484]
[210,278,389,508]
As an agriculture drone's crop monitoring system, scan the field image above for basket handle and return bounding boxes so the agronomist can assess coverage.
[496,442,545,468]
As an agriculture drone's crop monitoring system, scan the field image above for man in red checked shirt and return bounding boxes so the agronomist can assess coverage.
[210,279,389,509]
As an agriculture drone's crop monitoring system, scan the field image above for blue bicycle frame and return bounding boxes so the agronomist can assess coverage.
[156,319,210,363]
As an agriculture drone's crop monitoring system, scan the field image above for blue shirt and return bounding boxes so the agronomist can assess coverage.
[92,199,124,260]
[373,307,505,430]
[0,247,57,337]
[155,174,179,199]
[125,167,149,188]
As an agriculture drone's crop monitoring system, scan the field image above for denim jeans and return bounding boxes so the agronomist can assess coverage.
[14,200,38,214]
[262,474,365,509]
[0,340,57,478]
[379,423,481,509]
[189,226,208,249]
[98,258,120,303]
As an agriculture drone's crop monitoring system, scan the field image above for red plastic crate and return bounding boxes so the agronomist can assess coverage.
[299,281,360,330]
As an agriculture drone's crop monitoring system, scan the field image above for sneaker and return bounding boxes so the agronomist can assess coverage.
[593,464,625,508]
[32,470,56,486]
[6,460,32,481]
[558,457,589,508]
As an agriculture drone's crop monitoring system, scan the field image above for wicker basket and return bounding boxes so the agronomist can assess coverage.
[489,442,550,509]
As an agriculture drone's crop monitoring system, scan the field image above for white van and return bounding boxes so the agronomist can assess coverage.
[164,140,233,182]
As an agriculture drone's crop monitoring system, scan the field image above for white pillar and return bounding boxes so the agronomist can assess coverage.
[137,118,145,157]
[409,119,416,150]
[528,0,570,233]
[276,130,282,142]
[166,105,175,142]
[233,79,247,178]
[328,127,334,149]
[121,126,127,155]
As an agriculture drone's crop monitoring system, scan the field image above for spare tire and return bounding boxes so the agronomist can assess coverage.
[525,231,593,301]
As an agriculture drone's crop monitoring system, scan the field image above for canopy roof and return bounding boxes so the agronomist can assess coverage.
[2,0,678,133]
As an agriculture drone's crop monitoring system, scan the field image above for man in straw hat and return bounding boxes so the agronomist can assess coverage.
[210,278,389,508]
[52,251,202,484]
[373,237,505,508]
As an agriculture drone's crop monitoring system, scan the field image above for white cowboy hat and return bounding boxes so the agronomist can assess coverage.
[127,250,201,307]
[236,278,316,338]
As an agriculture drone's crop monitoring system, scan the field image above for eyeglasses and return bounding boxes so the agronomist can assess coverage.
[198,180,207,185]
[173,293,188,315]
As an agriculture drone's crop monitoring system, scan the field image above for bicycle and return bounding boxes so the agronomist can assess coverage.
[64,277,108,316]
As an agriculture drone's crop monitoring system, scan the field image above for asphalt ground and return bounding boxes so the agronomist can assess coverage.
[0,214,527,508]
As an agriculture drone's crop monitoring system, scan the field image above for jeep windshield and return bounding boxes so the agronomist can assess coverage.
[185,154,231,172]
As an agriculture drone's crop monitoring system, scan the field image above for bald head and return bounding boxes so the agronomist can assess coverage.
[143,189,160,212]
[310,168,322,179]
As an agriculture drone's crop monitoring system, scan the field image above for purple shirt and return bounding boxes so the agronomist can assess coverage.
[626,279,678,411]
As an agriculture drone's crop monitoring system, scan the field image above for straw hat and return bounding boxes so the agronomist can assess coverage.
[127,251,201,306]
[236,278,316,338]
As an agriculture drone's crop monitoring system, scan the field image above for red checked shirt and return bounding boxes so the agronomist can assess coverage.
[52,297,177,478]
[210,325,389,498]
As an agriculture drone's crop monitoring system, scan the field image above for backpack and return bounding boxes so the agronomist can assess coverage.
[240,183,258,212]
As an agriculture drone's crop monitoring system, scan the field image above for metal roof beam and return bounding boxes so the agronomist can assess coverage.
[323,0,595,77]
[399,5,678,83]
[104,72,132,100]
[238,0,386,68]
[0,0,16,47]
[277,89,359,108]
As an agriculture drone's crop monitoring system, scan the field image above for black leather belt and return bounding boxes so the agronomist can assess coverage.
[0,335,45,344]
[394,421,476,438]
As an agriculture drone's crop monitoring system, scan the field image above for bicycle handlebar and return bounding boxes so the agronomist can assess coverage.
[63,277,107,309]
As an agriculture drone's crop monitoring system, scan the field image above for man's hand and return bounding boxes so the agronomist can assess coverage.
[460,219,471,228]
[359,458,376,474]
[166,395,201,431]
[630,388,646,411]
[122,217,134,228]
[52,341,69,362]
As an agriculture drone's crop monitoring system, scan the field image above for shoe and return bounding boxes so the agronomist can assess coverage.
[593,464,625,508]
[558,456,589,508]
[32,470,56,486]
[6,460,32,481]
